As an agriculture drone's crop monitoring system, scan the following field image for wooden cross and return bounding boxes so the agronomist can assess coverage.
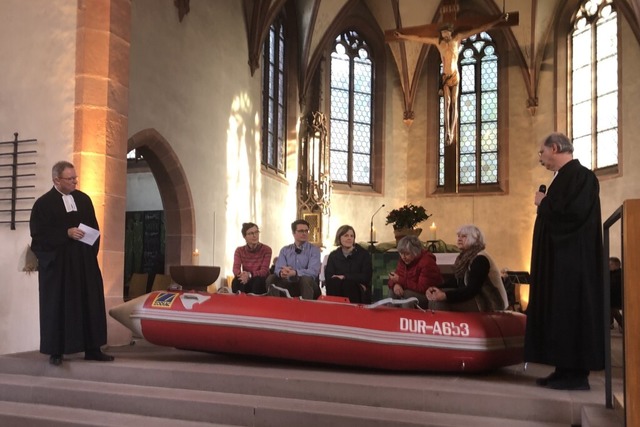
[385,0,519,145]
[385,0,519,43]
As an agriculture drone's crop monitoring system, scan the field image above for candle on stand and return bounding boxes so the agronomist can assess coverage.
[429,222,437,240]
[192,248,200,265]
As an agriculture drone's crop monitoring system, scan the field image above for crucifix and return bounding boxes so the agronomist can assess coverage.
[386,0,518,146]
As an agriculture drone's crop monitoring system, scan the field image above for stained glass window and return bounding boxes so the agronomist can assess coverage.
[571,0,618,170]
[330,31,373,185]
[262,17,286,173]
[438,33,499,188]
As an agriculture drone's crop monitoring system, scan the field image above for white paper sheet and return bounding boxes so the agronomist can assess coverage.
[78,223,100,246]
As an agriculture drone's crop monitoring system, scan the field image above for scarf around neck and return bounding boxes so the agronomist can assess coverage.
[453,243,485,279]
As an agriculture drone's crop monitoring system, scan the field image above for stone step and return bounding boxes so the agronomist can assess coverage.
[0,372,566,427]
[0,340,620,426]
[581,404,624,427]
[0,400,227,427]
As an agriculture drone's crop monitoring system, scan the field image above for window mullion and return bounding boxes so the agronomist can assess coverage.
[274,28,281,170]
[474,57,482,188]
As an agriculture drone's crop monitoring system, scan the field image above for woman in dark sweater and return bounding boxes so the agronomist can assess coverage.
[324,225,372,303]
[426,224,508,312]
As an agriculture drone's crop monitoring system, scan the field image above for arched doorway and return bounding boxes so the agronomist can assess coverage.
[127,129,195,277]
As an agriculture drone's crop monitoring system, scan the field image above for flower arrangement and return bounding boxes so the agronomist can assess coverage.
[385,204,431,230]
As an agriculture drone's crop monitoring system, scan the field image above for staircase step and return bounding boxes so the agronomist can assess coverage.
[0,373,566,427]
[0,340,621,427]
[581,404,624,427]
[0,400,231,426]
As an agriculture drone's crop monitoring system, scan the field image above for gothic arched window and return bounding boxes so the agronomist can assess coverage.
[438,32,499,190]
[570,0,618,171]
[329,30,373,187]
[262,16,286,174]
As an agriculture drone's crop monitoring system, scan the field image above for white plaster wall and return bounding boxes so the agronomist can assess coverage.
[0,0,76,354]
[128,0,298,280]
[126,172,162,211]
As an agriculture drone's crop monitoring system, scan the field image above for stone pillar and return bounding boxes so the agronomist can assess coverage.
[74,0,131,345]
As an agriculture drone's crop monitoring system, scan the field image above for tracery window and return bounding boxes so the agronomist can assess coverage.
[438,32,499,190]
[570,0,618,170]
[262,17,286,173]
[329,30,373,186]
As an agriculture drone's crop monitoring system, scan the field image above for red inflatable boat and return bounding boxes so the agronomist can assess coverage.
[110,291,526,372]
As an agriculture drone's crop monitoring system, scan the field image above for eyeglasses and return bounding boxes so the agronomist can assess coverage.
[58,176,78,181]
[246,231,260,236]
[295,229,310,233]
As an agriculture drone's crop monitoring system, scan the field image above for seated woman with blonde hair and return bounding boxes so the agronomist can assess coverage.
[426,224,508,312]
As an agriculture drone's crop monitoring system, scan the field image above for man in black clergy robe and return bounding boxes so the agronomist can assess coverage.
[30,161,114,366]
[525,133,604,390]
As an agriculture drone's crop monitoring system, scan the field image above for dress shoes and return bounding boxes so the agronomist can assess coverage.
[84,350,115,362]
[535,371,560,386]
[537,369,590,391]
[49,355,63,366]
[546,375,590,390]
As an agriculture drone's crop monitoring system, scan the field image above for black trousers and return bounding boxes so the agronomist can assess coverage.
[231,276,267,294]
[325,277,367,304]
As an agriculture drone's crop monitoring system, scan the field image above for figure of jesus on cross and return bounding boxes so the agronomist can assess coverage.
[394,13,509,145]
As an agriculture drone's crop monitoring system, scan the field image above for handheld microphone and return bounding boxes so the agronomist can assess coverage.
[538,185,546,194]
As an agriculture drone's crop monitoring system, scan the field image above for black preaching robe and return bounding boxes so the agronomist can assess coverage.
[30,187,108,355]
[524,159,604,370]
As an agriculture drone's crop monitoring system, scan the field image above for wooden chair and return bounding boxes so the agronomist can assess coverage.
[151,273,173,292]
[126,272,149,300]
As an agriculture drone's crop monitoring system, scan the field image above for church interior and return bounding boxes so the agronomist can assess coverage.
[0,0,638,425]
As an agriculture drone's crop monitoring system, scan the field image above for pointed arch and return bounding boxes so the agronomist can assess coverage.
[127,129,195,270]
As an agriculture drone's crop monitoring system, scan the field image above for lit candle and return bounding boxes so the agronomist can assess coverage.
[429,222,437,240]
[192,248,200,265]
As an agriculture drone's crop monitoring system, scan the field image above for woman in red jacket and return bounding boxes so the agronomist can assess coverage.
[388,235,443,308]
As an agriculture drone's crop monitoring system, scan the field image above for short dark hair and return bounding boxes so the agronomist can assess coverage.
[609,257,621,268]
[291,219,310,234]
[52,161,74,179]
[334,225,356,246]
[543,133,574,154]
[241,222,258,237]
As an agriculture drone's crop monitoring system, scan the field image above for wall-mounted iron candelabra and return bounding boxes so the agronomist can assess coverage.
[0,133,37,230]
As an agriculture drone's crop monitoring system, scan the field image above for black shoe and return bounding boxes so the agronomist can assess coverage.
[49,355,63,366]
[84,350,115,362]
[546,374,590,390]
[535,370,560,386]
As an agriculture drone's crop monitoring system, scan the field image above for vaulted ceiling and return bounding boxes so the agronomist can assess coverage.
[241,0,640,116]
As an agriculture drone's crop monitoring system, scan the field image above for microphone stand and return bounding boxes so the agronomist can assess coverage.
[369,204,385,253]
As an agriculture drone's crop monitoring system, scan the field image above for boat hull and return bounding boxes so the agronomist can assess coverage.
[110,291,526,372]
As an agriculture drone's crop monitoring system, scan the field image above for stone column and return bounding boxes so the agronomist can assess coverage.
[74,0,131,345]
